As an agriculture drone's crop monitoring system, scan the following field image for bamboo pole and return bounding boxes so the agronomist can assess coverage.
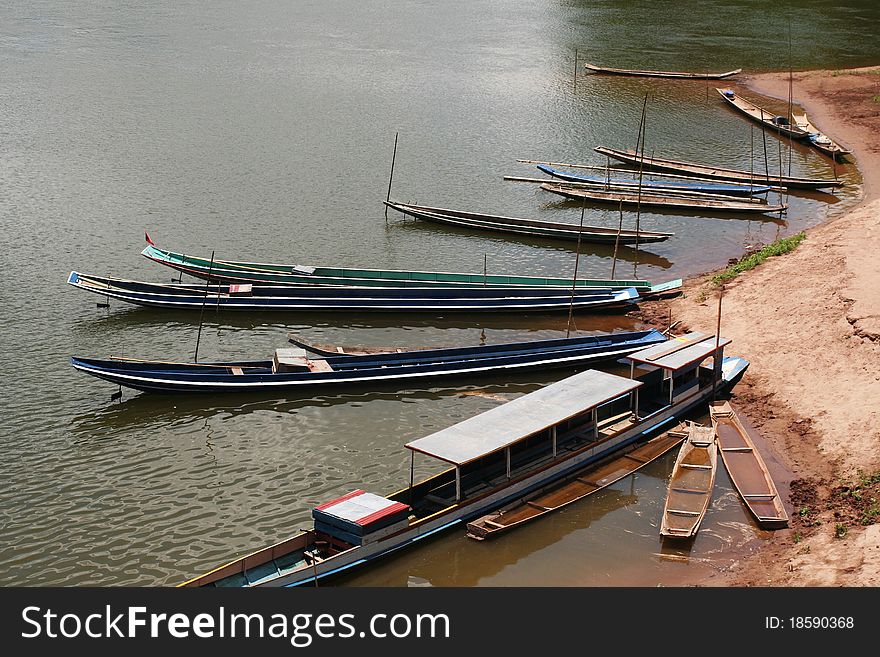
[712,285,724,402]
[566,201,586,338]
[573,49,578,92]
[384,131,399,221]
[611,200,623,279]
[194,250,215,364]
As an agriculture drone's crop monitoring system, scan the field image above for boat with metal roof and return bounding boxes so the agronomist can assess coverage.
[178,332,748,587]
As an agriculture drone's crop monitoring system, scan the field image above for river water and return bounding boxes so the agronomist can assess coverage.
[1,1,876,586]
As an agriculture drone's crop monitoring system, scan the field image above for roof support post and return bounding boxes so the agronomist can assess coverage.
[506,448,511,479]
[455,467,461,502]
[551,426,557,457]
[409,452,414,503]
[593,408,598,439]
[634,388,640,420]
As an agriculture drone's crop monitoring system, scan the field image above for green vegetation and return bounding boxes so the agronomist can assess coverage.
[834,523,848,539]
[711,232,806,286]
[860,499,879,526]
[799,507,811,517]
[873,95,880,104]
[792,532,802,544]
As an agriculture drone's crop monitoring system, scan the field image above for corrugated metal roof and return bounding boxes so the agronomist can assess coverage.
[405,369,641,465]
[628,332,731,371]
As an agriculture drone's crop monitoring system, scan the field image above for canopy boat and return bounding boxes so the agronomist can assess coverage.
[594,146,845,190]
[584,63,742,80]
[67,271,640,313]
[178,336,749,587]
[659,421,718,539]
[141,242,679,297]
[709,401,789,528]
[465,422,689,540]
[540,183,788,215]
[69,329,667,394]
[383,200,674,244]
[791,112,851,161]
[534,164,772,196]
[716,88,810,140]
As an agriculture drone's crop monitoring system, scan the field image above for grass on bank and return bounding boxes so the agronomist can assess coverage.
[711,232,806,287]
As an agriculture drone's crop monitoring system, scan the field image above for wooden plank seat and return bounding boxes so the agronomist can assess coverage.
[307,359,334,372]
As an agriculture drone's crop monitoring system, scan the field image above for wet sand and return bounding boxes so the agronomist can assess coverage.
[640,66,880,586]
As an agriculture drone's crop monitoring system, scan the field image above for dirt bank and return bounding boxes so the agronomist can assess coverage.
[641,66,880,586]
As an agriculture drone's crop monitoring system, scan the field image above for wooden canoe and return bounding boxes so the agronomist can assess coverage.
[659,422,717,539]
[709,401,789,528]
[594,146,845,190]
[383,200,674,244]
[465,422,688,540]
[716,88,810,140]
[584,64,742,80]
[540,183,788,215]
[792,113,851,161]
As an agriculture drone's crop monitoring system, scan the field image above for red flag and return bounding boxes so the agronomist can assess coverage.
[145,231,154,246]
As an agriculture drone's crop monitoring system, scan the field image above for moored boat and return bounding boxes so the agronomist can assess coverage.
[141,242,675,294]
[659,422,718,539]
[584,64,742,79]
[709,401,789,529]
[594,146,844,190]
[716,88,810,140]
[69,329,667,394]
[535,164,772,196]
[383,200,674,244]
[178,336,748,587]
[465,422,689,540]
[540,182,788,215]
[792,112,851,161]
[67,271,641,314]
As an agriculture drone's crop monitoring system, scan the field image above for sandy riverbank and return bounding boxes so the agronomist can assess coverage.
[640,66,880,586]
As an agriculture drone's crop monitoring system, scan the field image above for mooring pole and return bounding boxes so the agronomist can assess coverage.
[566,201,586,338]
[194,250,215,363]
[384,131,399,221]
[712,285,724,401]
[573,49,578,92]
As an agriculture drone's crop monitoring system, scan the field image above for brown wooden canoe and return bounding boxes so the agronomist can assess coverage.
[584,64,742,80]
[709,401,789,529]
[716,88,810,140]
[659,422,717,539]
[465,423,688,540]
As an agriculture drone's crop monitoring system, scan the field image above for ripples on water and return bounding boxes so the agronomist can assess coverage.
[1,1,876,585]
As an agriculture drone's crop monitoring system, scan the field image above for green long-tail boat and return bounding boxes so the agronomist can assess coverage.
[141,241,682,297]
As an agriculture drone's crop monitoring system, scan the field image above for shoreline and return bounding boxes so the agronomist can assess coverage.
[638,65,880,586]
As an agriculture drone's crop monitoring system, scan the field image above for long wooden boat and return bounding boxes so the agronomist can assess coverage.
[535,164,772,196]
[67,271,640,313]
[595,146,845,190]
[540,183,788,215]
[792,112,851,161]
[383,200,674,244]
[659,422,717,539]
[709,401,789,528]
[465,422,688,540]
[69,329,668,394]
[584,63,742,80]
[716,88,810,140]
[141,242,677,296]
[286,333,427,357]
[178,336,749,586]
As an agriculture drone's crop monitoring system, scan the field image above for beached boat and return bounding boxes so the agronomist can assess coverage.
[535,164,772,196]
[68,271,641,314]
[594,146,844,190]
[709,401,789,528]
[69,329,667,394]
[141,242,678,296]
[659,422,718,539]
[716,88,810,140]
[540,183,788,215]
[178,335,749,586]
[383,201,674,244]
[465,422,688,540]
[584,63,742,80]
[792,112,851,160]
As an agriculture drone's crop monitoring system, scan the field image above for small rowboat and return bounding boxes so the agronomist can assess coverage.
[70,329,668,394]
[68,271,641,313]
[594,146,844,190]
[142,242,675,294]
[584,64,742,80]
[709,401,789,528]
[535,164,772,196]
[659,422,717,539]
[716,88,810,140]
[383,200,674,244]
[465,423,688,540]
[792,113,851,161]
[540,183,788,215]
